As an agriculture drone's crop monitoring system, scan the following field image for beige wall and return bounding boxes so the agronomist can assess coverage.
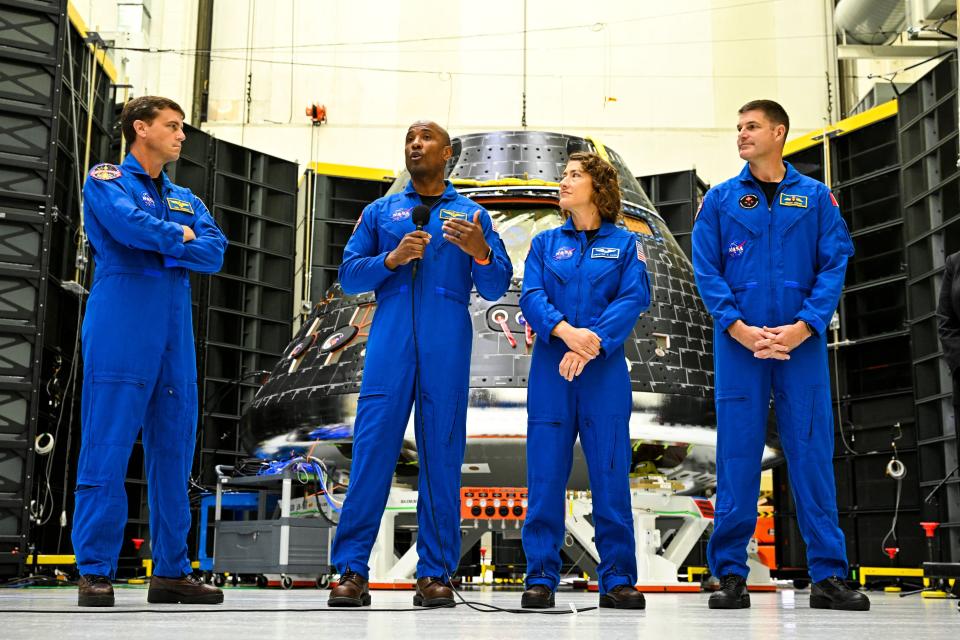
[78,0,839,185]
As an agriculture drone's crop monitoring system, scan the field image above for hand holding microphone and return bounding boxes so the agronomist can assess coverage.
[385,205,431,271]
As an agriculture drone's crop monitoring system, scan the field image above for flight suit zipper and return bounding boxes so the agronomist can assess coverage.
[757,179,787,324]
[573,229,602,327]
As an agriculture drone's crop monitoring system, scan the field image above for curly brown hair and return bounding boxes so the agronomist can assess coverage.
[564,151,621,223]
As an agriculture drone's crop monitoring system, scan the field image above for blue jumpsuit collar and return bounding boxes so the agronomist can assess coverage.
[560,217,617,237]
[737,160,802,187]
[121,153,172,189]
[402,178,458,203]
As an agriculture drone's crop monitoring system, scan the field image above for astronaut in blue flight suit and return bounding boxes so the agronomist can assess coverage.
[327,121,512,608]
[692,100,869,611]
[519,152,650,610]
[73,97,226,607]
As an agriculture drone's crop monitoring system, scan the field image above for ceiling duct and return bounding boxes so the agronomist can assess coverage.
[835,0,907,45]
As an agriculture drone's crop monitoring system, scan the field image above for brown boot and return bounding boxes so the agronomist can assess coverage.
[328,571,371,607]
[147,574,224,604]
[78,574,114,607]
[413,577,454,607]
[521,584,555,609]
[599,584,646,609]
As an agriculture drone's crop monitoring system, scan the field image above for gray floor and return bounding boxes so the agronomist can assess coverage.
[1,586,957,639]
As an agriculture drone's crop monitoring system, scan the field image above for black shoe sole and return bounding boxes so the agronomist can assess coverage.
[708,594,751,609]
[599,594,646,610]
[521,594,555,609]
[413,594,454,607]
[78,594,114,607]
[147,589,224,605]
[810,594,870,611]
[328,593,372,607]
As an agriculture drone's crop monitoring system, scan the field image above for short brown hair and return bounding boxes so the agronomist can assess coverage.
[565,151,621,223]
[121,96,186,147]
[738,99,790,138]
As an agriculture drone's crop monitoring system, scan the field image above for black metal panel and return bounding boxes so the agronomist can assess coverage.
[0,0,66,578]
[167,130,298,487]
[899,55,960,563]
[778,110,924,572]
[636,169,708,261]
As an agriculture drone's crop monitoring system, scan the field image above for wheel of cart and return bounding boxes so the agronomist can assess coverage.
[213,573,226,587]
[281,575,294,590]
[256,574,268,588]
[316,575,330,589]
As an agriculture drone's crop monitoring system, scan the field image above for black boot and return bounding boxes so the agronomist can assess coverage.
[810,576,870,611]
[708,574,750,609]
[521,584,555,609]
[599,584,646,610]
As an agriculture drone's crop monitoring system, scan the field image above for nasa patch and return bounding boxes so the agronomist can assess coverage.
[728,240,747,258]
[391,207,411,222]
[553,246,575,261]
[140,192,155,208]
[739,194,759,209]
[89,163,121,181]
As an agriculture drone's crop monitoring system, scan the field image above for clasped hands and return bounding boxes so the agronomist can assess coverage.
[552,321,602,381]
[728,319,812,360]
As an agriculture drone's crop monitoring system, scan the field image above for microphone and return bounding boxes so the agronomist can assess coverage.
[411,204,430,278]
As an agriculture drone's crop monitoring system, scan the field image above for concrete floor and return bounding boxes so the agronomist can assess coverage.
[0,586,957,639]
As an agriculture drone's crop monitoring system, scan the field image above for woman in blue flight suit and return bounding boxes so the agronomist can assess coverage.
[519,152,651,610]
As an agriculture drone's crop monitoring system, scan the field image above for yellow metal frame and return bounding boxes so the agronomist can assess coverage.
[24,554,76,565]
[66,2,118,83]
[309,162,395,182]
[452,177,559,188]
[784,100,898,157]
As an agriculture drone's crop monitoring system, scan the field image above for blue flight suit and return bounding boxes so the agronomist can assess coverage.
[519,218,651,593]
[331,180,512,579]
[691,161,854,583]
[73,154,226,578]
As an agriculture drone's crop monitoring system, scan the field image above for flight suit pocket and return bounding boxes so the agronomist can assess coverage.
[799,385,828,445]
[87,374,148,446]
[421,391,465,468]
[543,261,571,311]
[588,261,621,306]
[715,389,750,460]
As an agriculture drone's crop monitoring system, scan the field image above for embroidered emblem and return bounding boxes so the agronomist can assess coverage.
[391,208,411,222]
[739,194,759,209]
[89,163,121,181]
[439,209,467,221]
[636,240,646,264]
[553,246,575,261]
[166,197,194,214]
[779,193,808,208]
[140,192,155,207]
[728,240,747,258]
[591,247,620,259]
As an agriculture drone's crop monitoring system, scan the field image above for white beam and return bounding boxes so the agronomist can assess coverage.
[838,43,959,59]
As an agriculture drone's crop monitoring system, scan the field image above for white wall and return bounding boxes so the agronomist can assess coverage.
[78,0,838,185]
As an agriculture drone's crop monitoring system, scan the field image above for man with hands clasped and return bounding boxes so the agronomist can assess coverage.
[692,100,869,612]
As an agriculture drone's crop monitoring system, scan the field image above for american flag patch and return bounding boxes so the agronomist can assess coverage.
[635,240,646,264]
[352,211,363,233]
[829,192,839,207]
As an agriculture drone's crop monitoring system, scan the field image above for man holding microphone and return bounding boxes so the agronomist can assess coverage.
[327,121,512,608]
